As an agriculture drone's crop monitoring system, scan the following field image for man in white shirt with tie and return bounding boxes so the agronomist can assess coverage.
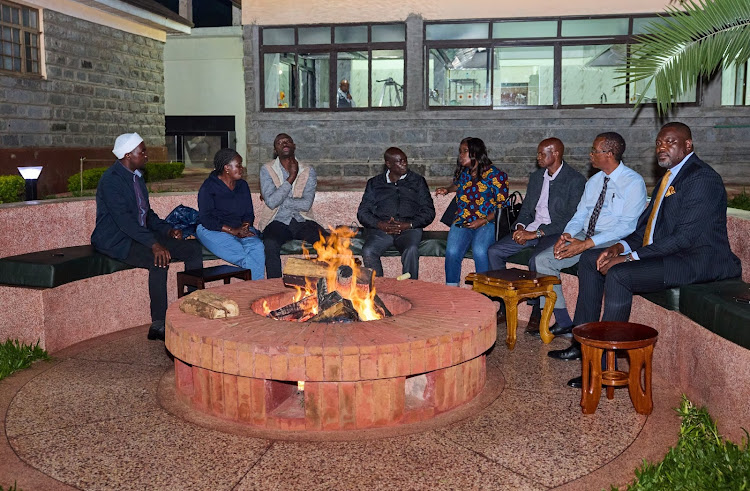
[535,132,647,348]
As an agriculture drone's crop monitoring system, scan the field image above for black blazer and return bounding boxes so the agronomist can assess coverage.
[625,154,741,285]
[91,161,171,260]
[514,161,586,237]
[357,171,436,230]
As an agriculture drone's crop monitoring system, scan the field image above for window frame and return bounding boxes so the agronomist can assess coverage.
[424,14,701,110]
[259,22,407,112]
[0,0,43,78]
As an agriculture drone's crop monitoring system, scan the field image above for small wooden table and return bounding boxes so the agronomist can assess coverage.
[573,322,658,415]
[176,265,252,298]
[466,268,560,350]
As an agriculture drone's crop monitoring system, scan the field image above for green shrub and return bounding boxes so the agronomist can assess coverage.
[0,175,25,203]
[67,167,107,193]
[728,190,750,211]
[0,339,49,381]
[618,396,750,490]
[143,161,185,182]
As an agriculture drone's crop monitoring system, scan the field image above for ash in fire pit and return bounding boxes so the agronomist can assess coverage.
[263,228,393,323]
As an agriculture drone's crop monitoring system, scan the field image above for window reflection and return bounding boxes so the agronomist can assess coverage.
[337,51,368,107]
[493,46,553,106]
[264,53,295,108]
[429,48,489,106]
[372,50,404,107]
[561,45,627,105]
[722,61,748,106]
[299,53,330,108]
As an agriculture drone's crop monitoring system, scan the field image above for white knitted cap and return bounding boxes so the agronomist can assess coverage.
[112,133,144,159]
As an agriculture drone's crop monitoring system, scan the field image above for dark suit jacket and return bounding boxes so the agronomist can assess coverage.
[514,161,586,237]
[624,154,741,285]
[91,161,171,260]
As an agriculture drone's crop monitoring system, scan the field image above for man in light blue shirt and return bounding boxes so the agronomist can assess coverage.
[534,132,647,344]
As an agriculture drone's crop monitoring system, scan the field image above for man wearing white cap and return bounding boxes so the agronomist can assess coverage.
[91,133,203,341]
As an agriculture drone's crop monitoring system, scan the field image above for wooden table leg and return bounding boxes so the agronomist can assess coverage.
[605,350,616,400]
[627,344,654,415]
[581,344,603,414]
[505,297,519,350]
[539,289,557,344]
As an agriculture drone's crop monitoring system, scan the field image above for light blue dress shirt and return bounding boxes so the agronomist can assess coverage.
[564,162,647,246]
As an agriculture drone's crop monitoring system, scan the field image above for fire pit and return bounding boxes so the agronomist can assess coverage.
[165,277,496,431]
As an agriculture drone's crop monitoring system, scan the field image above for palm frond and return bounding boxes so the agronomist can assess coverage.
[619,0,750,114]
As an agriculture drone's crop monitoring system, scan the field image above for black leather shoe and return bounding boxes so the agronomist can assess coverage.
[567,375,583,388]
[547,343,582,361]
[147,321,165,341]
[549,323,574,338]
[524,312,541,335]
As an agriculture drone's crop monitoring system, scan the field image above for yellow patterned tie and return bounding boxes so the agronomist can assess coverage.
[642,170,671,246]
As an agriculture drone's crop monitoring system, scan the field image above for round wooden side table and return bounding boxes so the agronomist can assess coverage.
[572,322,658,415]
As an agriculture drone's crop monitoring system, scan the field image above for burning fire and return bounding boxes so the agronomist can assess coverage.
[263,227,383,322]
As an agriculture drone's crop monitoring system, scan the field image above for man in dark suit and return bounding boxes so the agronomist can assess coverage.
[487,138,585,325]
[562,122,742,387]
[91,133,203,341]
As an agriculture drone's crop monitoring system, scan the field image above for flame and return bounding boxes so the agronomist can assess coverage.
[310,227,381,321]
[261,299,271,315]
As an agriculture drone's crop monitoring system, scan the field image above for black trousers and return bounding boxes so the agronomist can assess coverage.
[361,228,422,279]
[573,247,667,325]
[263,219,328,278]
[122,236,203,322]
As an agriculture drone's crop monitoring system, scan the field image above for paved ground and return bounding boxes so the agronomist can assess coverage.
[0,319,682,491]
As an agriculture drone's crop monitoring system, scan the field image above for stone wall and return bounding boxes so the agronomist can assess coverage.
[0,9,166,195]
[242,16,750,186]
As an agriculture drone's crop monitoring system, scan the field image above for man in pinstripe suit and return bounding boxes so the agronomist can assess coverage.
[555,122,742,386]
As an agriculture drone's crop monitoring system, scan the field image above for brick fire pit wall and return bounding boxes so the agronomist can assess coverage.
[166,278,496,431]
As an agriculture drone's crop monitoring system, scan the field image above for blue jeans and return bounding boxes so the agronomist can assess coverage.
[444,223,495,285]
[196,225,266,280]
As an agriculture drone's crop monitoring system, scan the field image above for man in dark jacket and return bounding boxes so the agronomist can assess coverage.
[91,133,203,341]
[357,147,435,279]
[487,137,585,327]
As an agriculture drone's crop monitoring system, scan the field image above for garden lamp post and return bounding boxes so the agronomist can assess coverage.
[17,166,43,201]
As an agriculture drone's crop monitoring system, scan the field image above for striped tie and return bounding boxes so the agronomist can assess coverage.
[585,177,609,239]
[643,170,672,246]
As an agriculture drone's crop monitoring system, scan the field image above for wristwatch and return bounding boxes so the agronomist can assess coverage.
[535,229,543,239]
[624,253,634,262]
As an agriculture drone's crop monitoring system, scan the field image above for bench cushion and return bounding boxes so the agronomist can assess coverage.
[0,245,132,288]
[679,279,750,349]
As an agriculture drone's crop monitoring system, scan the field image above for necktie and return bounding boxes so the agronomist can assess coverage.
[585,176,609,239]
[642,170,672,246]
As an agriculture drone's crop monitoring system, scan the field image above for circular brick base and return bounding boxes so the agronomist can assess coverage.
[166,278,496,431]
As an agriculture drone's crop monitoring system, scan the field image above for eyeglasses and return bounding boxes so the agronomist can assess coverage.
[590,149,610,154]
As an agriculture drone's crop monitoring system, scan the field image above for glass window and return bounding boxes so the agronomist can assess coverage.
[263,52,295,109]
[372,24,405,42]
[561,18,629,37]
[371,50,404,107]
[428,47,489,106]
[263,28,294,45]
[426,22,489,41]
[0,0,41,75]
[632,16,668,35]
[336,51,368,108]
[299,27,331,45]
[493,21,557,39]
[298,52,330,108]
[722,62,749,106]
[335,25,367,44]
[561,44,627,105]
[493,46,554,106]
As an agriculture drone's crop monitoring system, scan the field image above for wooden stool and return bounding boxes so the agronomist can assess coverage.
[177,265,252,298]
[573,322,658,415]
[466,268,561,350]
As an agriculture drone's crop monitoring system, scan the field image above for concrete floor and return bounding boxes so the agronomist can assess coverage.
[0,319,682,491]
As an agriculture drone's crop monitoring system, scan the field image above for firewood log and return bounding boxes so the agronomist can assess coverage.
[179,290,239,319]
[269,295,317,320]
[282,257,374,290]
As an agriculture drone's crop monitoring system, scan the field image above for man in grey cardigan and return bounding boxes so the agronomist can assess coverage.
[487,138,585,325]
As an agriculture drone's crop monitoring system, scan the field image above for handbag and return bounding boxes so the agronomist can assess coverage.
[440,197,459,227]
[495,191,523,241]
[165,205,199,239]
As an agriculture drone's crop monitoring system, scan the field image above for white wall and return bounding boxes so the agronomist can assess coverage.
[164,27,247,163]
